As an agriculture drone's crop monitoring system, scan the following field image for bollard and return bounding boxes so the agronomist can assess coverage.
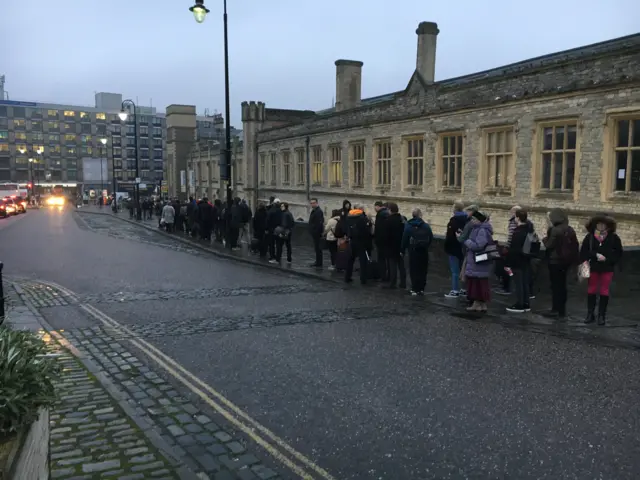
[0,261,4,325]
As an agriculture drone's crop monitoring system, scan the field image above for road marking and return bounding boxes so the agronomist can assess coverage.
[38,280,335,480]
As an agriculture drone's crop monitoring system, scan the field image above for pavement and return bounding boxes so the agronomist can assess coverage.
[2,206,640,479]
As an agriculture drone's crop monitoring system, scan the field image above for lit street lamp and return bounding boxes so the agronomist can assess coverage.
[189,0,233,248]
[100,137,107,201]
[28,158,34,199]
[118,100,142,220]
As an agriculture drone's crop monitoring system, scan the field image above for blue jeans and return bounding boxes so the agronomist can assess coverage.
[448,255,461,291]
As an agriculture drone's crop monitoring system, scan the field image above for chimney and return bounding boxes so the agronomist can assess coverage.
[416,21,439,84]
[334,59,363,112]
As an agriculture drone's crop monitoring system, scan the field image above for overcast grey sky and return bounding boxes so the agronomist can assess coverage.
[2,0,639,126]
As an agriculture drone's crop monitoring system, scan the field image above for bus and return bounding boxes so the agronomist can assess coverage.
[0,183,28,199]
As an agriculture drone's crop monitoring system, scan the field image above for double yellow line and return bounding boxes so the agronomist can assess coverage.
[41,280,336,480]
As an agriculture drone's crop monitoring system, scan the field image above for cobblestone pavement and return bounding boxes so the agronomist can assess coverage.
[9,282,283,480]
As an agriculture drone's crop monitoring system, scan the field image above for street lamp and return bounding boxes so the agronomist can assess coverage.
[190,0,233,247]
[119,100,142,220]
[35,147,43,194]
[100,137,107,201]
[28,158,34,199]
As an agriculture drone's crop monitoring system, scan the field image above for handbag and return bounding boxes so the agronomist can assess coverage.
[274,226,290,238]
[474,242,501,264]
[578,261,590,280]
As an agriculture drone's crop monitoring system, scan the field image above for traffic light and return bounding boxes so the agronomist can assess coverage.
[27,183,32,189]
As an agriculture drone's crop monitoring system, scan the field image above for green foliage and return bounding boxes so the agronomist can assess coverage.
[0,327,61,436]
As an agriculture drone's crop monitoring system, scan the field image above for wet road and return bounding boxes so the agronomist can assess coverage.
[4,208,640,479]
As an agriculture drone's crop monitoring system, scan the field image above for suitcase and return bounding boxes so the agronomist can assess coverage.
[335,243,351,271]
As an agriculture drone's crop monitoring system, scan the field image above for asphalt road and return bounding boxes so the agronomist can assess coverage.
[4,208,640,479]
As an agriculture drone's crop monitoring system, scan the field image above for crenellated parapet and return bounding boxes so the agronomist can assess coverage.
[241,101,266,123]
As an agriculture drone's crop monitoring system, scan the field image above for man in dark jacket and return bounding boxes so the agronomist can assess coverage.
[308,198,325,267]
[506,210,534,313]
[197,198,214,241]
[266,199,282,260]
[444,201,468,297]
[228,198,243,249]
[542,208,573,318]
[212,199,223,243]
[401,209,433,295]
[186,196,197,235]
[374,201,390,281]
[384,202,406,289]
[252,202,268,258]
[344,203,372,285]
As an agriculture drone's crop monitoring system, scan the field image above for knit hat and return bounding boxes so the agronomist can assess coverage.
[472,210,487,223]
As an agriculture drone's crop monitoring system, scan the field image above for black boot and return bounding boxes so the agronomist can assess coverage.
[598,295,609,326]
[584,294,597,324]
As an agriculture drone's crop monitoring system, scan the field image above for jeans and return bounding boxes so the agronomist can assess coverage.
[388,253,407,288]
[513,263,531,307]
[409,250,429,293]
[548,263,568,316]
[327,240,338,266]
[448,255,461,292]
[276,235,292,262]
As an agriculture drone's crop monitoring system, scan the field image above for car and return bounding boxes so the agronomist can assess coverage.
[46,196,65,207]
[2,198,18,217]
[0,199,8,218]
[6,196,27,214]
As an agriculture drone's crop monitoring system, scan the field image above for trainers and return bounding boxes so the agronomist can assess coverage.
[459,289,467,296]
[268,259,278,264]
[410,291,418,296]
[524,304,531,312]
[328,266,336,271]
[529,294,536,300]
[444,290,460,298]
[506,304,526,313]
[494,288,511,296]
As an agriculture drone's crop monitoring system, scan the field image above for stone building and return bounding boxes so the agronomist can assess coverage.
[240,22,640,245]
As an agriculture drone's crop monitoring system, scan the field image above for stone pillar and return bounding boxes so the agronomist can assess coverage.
[241,101,265,209]
[334,60,363,112]
[416,21,439,84]
[165,105,196,200]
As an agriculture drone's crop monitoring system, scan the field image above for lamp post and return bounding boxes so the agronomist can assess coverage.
[189,0,233,248]
[100,137,107,201]
[28,158,34,201]
[35,147,43,195]
[119,100,142,220]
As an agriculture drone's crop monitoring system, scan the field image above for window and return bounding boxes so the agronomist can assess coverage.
[282,151,291,184]
[296,149,305,185]
[141,149,149,159]
[113,147,122,158]
[81,123,92,134]
[80,135,92,144]
[0,106,6,117]
[140,126,149,136]
[127,126,135,136]
[153,150,163,159]
[350,143,364,187]
[48,121,59,130]
[440,134,463,188]
[31,121,42,131]
[329,145,343,186]
[32,145,44,153]
[81,146,93,155]
[49,134,60,142]
[15,132,26,141]
[153,138,163,148]
[13,119,26,128]
[67,159,77,168]
[484,129,514,189]
[96,113,106,120]
[312,146,322,185]
[153,127,162,137]
[67,170,77,181]
[47,110,58,118]
[406,138,424,186]
[31,132,44,141]
[0,130,7,140]
[13,107,25,118]
[50,145,61,154]
[79,112,89,119]
[0,145,8,152]
[259,153,266,185]
[376,141,392,186]
[65,147,76,155]
[541,123,577,190]
[614,117,640,192]
[29,109,42,118]
[64,111,75,117]
[64,123,74,131]
[270,153,277,185]
[126,148,135,158]
[64,134,76,143]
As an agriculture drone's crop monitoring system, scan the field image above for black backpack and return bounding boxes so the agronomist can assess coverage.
[410,225,432,250]
[557,226,580,265]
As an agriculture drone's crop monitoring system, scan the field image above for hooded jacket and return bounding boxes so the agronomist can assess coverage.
[401,217,433,254]
[324,215,341,242]
[374,207,389,246]
[385,212,405,254]
[464,221,494,278]
[444,211,467,258]
[344,209,372,248]
[579,215,623,273]
[543,208,570,265]
[506,220,534,269]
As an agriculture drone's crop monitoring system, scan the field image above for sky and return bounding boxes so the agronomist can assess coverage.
[2,0,639,127]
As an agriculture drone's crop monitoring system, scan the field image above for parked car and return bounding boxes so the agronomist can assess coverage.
[0,199,11,218]
[1,197,18,216]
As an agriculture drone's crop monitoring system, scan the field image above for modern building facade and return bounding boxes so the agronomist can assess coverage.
[240,23,640,245]
[0,85,166,193]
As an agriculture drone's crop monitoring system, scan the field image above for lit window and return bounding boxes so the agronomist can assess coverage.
[329,145,343,186]
[13,119,26,128]
[15,132,27,140]
[50,145,61,154]
[0,130,7,140]
[47,110,58,117]
[282,151,291,184]
[48,121,59,130]
[350,144,364,187]
[64,134,76,142]
[541,123,577,191]
[376,141,392,186]
[66,147,76,155]
[81,135,92,144]
[96,113,106,120]
[406,138,424,186]
[270,153,277,185]
[31,121,42,130]
[82,146,93,155]
[613,116,640,192]
[79,112,88,118]
[49,134,60,142]
[259,153,266,185]
[64,111,75,117]
[0,144,8,152]
[32,133,44,141]
[296,149,305,185]
[32,145,44,153]
[312,146,322,185]
[15,144,27,153]
[440,134,463,188]
[484,129,514,189]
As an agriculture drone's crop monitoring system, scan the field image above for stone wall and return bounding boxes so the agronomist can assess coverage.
[4,408,49,480]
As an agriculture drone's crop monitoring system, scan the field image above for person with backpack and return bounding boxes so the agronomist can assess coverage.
[542,208,577,319]
[579,214,623,325]
[384,202,407,290]
[505,209,535,313]
[401,208,433,296]
[444,201,468,298]
[341,203,373,285]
